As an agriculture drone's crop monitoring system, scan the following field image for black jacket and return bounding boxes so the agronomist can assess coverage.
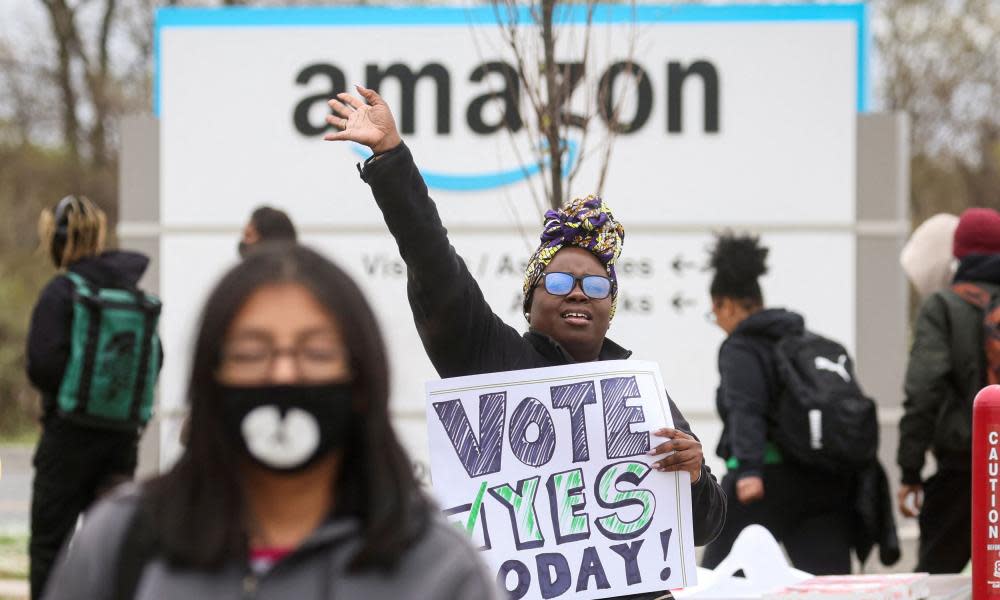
[359,143,725,547]
[898,253,1000,484]
[716,309,900,566]
[26,251,158,420]
[852,461,901,566]
[714,308,804,480]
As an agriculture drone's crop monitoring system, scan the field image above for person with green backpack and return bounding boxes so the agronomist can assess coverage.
[26,195,162,600]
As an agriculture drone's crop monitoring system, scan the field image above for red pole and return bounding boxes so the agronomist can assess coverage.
[973,385,1000,598]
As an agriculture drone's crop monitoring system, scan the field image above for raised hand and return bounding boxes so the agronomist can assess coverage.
[323,85,402,154]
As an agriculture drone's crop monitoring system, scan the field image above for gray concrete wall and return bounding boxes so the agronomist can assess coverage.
[117,114,161,479]
[856,112,910,406]
[855,112,916,570]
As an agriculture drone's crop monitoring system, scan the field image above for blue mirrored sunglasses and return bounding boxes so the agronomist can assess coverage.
[540,272,612,299]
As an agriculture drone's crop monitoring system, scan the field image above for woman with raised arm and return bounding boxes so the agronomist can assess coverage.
[324,87,726,598]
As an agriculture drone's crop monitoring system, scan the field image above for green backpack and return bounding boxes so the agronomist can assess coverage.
[56,272,162,429]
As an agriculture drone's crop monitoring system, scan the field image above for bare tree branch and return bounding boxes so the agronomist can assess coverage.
[490,0,641,210]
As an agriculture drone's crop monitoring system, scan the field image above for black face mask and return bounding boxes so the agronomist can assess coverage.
[237,241,250,258]
[219,383,354,475]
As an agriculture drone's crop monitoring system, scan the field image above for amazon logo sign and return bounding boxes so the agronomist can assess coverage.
[291,59,720,192]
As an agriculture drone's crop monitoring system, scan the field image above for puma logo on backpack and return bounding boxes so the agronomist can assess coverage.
[772,331,878,472]
[815,355,851,383]
[56,272,161,429]
[951,282,1000,385]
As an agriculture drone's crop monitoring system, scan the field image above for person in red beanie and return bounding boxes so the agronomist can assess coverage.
[952,207,1000,259]
[897,207,1000,573]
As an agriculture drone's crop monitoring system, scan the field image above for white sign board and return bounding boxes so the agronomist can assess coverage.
[157,4,863,227]
[155,4,865,469]
[427,361,695,600]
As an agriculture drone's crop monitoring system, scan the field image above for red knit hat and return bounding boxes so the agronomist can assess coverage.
[953,208,1000,259]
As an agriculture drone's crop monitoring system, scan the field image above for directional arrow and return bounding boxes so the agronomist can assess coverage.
[671,254,698,276]
[671,293,697,313]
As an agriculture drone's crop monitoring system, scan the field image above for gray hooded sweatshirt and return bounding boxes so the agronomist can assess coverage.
[43,486,499,600]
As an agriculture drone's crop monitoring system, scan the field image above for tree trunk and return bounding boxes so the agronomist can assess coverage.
[541,0,562,209]
[41,0,81,171]
[86,0,117,170]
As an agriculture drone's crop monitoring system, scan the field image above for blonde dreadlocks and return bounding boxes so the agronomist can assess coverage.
[38,196,107,269]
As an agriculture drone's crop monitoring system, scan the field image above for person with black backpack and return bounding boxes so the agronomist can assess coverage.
[700,232,879,575]
[26,196,162,600]
[898,207,1000,573]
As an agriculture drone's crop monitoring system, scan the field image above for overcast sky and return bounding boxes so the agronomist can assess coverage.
[0,1,48,50]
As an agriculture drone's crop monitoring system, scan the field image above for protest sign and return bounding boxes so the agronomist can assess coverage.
[426,360,696,600]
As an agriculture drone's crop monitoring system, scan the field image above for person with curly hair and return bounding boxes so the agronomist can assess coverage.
[700,232,855,575]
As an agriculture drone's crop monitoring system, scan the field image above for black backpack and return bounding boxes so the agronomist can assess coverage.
[770,331,878,472]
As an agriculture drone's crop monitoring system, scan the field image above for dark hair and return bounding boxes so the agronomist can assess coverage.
[142,243,428,571]
[250,206,297,242]
[708,231,768,306]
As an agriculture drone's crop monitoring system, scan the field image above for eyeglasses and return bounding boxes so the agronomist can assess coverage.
[538,272,613,300]
[220,336,347,383]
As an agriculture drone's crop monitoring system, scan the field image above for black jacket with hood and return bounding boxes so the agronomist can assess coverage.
[26,250,160,422]
[714,308,803,480]
[358,143,726,549]
[715,308,900,566]
[898,253,1000,484]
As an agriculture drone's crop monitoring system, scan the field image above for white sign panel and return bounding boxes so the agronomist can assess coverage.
[157,4,863,228]
[155,4,864,469]
[426,361,695,600]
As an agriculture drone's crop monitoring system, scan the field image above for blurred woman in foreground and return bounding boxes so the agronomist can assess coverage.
[45,243,497,599]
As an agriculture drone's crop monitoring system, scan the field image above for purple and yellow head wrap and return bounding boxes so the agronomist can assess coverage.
[522,194,626,319]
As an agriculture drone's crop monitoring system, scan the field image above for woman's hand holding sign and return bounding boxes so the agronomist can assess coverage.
[648,428,702,484]
[324,85,402,154]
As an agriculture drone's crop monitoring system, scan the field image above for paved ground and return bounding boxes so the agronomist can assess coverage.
[0,446,31,537]
[0,579,27,599]
[0,446,30,599]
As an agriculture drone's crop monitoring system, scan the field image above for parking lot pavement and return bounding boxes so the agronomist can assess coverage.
[0,446,31,536]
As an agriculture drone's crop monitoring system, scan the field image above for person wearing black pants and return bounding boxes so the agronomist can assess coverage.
[29,420,138,598]
[699,233,853,575]
[897,208,1000,573]
[26,196,159,600]
[702,464,853,573]
[913,470,971,572]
